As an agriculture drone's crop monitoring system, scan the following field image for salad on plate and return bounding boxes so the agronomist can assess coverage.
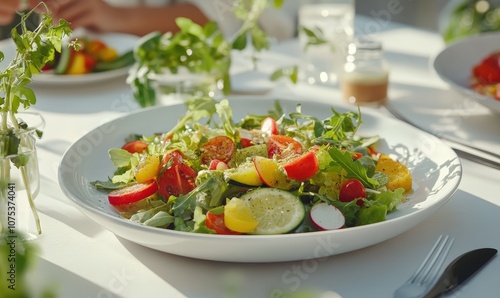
[92,98,413,235]
[471,51,500,101]
[41,36,135,75]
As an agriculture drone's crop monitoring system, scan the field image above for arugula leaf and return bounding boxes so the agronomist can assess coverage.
[328,147,379,189]
[91,180,129,191]
[172,170,228,217]
[143,211,175,227]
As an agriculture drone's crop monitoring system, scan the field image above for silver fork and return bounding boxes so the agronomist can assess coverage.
[393,235,455,298]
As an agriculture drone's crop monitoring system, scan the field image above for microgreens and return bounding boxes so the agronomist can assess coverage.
[127,17,232,107]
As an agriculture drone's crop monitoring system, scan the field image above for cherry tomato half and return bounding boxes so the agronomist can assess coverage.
[283,151,319,181]
[205,210,241,235]
[240,138,253,148]
[108,181,158,206]
[473,52,500,84]
[339,178,366,207]
[200,136,235,165]
[157,163,197,201]
[122,140,148,154]
[266,135,302,158]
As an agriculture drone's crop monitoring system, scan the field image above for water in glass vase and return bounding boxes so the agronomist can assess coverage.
[1,130,42,241]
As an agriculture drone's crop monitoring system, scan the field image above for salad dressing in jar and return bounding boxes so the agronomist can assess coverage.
[341,38,389,105]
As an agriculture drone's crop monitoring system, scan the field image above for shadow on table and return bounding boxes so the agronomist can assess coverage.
[29,258,123,298]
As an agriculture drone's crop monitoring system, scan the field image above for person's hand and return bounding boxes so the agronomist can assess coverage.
[0,0,25,25]
[43,0,117,33]
[0,1,47,26]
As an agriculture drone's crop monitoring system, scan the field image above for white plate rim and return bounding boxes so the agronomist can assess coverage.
[58,98,463,262]
[430,31,500,113]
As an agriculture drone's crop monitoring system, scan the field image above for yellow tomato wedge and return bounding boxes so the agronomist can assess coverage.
[224,198,258,233]
[135,155,160,183]
[375,154,412,192]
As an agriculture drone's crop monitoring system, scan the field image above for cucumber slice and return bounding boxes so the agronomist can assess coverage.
[93,51,135,72]
[239,188,305,235]
[229,144,267,167]
[55,46,71,74]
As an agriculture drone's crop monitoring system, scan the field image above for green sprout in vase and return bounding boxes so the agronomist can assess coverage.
[0,4,74,237]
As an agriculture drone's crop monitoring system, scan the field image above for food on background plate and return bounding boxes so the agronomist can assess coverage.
[42,37,135,75]
[471,51,500,100]
[91,98,413,235]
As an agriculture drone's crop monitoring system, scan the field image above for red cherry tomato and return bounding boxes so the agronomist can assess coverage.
[367,145,378,156]
[261,117,278,135]
[353,152,363,160]
[205,211,241,235]
[200,136,235,165]
[122,140,148,154]
[283,151,319,181]
[240,138,253,148]
[157,162,197,201]
[266,135,302,158]
[108,181,158,206]
[473,63,500,84]
[83,53,97,71]
[339,179,366,206]
[473,52,500,84]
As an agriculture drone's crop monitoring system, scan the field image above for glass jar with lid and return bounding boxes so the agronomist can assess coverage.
[341,37,389,105]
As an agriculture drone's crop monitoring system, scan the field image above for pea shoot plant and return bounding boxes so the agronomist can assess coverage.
[0,4,74,236]
[128,17,232,108]
[231,0,298,84]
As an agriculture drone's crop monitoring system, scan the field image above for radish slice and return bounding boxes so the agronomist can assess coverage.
[310,202,345,230]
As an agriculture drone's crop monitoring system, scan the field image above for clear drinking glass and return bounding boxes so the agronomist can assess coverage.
[151,67,224,105]
[298,0,355,86]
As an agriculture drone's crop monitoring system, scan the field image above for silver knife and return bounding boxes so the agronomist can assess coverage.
[424,248,497,298]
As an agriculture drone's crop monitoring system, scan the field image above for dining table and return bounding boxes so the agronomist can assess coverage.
[3,14,500,298]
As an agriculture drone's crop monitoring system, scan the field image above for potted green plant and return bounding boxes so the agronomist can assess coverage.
[0,4,73,239]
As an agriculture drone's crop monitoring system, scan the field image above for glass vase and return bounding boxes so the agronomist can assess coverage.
[0,112,44,241]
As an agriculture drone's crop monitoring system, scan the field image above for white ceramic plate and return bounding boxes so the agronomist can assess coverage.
[0,31,138,86]
[431,31,500,114]
[58,98,462,263]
